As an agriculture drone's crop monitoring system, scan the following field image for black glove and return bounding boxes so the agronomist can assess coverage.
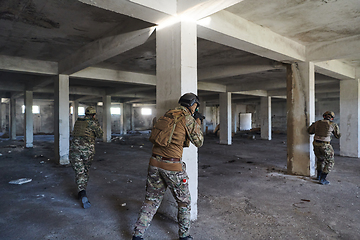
[193,111,205,123]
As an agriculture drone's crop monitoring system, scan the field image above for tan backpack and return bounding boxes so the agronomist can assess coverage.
[149,110,185,147]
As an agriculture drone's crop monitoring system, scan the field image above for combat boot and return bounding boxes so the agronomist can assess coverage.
[78,190,91,209]
[179,236,193,240]
[132,236,144,240]
[319,173,330,185]
[316,170,322,181]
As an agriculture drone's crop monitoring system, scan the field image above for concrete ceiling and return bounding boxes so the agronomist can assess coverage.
[0,0,358,106]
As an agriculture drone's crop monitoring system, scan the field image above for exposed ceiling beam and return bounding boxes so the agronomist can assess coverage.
[232,90,267,97]
[70,86,106,96]
[71,67,157,85]
[59,27,156,75]
[198,58,284,81]
[307,35,360,62]
[197,10,306,63]
[315,60,356,80]
[74,95,100,102]
[106,86,154,96]
[316,92,340,99]
[177,0,245,20]
[0,81,25,92]
[78,0,171,24]
[227,79,286,92]
[129,0,177,15]
[0,55,57,75]
[198,82,226,92]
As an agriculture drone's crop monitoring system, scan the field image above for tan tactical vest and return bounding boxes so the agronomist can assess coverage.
[72,118,95,140]
[152,109,189,158]
[314,120,333,142]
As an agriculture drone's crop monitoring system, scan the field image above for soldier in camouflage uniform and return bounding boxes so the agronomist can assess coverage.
[308,111,340,185]
[132,93,204,240]
[70,106,103,208]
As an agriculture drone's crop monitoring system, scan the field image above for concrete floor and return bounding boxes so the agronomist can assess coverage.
[0,133,359,240]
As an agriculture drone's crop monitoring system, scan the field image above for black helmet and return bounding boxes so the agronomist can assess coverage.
[178,93,200,108]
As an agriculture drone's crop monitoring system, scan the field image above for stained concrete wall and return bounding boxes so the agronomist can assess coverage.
[0,102,9,134]
[272,100,287,133]
[315,99,340,125]
[205,106,219,132]
[133,106,156,131]
[16,100,55,135]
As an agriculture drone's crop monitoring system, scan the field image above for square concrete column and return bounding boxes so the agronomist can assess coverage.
[156,21,199,220]
[24,90,33,148]
[71,100,79,131]
[219,92,232,145]
[199,100,206,134]
[119,103,124,135]
[123,103,132,134]
[54,75,70,165]
[286,63,315,176]
[10,96,16,140]
[232,104,237,134]
[260,96,272,140]
[102,95,111,142]
[340,79,360,157]
[131,107,135,131]
[0,102,6,133]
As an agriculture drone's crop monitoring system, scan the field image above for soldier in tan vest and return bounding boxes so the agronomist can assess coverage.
[132,93,204,240]
[308,111,340,185]
[70,106,103,208]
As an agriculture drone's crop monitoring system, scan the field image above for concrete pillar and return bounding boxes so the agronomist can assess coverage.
[24,91,33,148]
[71,100,79,130]
[0,102,6,133]
[232,104,237,134]
[199,100,206,134]
[260,96,272,140]
[54,75,70,165]
[219,92,232,145]
[123,103,132,134]
[286,62,315,176]
[156,21,198,220]
[10,97,16,140]
[120,103,124,135]
[131,106,135,131]
[340,79,360,157]
[102,95,111,142]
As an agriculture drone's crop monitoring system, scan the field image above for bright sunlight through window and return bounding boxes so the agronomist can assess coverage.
[111,107,121,115]
[78,107,85,116]
[141,108,152,115]
[22,105,40,114]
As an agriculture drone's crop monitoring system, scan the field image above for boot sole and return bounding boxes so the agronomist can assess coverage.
[81,197,91,209]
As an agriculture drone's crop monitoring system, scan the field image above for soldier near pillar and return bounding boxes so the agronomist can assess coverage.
[70,106,103,208]
[132,93,204,240]
[308,111,341,185]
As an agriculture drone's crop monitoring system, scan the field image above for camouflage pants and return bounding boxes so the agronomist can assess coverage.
[69,139,95,192]
[313,141,335,174]
[133,162,191,238]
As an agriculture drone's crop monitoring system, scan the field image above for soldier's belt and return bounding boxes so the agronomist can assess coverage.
[315,140,330,144]
[152,154,180,162]
[149,157,182,171]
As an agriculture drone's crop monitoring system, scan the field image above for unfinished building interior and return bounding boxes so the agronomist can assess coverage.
[0,0,360,239]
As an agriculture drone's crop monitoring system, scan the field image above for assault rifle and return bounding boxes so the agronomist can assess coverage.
[193,109,205,123]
